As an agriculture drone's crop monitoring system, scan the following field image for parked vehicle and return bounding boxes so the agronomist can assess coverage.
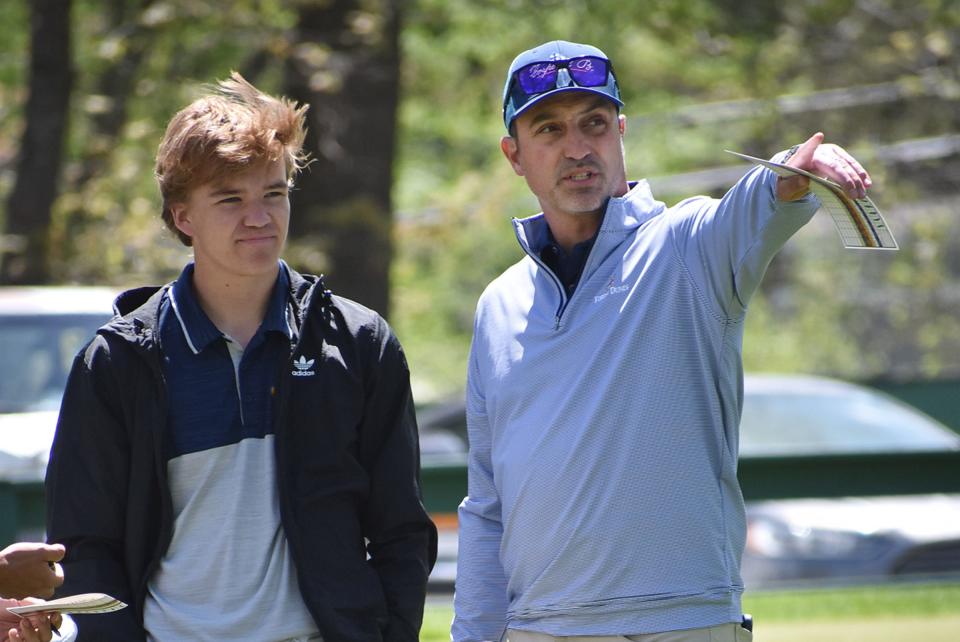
[418,374,960,589]
[739,374,960,587]
[0,287,117,483]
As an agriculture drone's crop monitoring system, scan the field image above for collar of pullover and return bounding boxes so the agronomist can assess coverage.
[513,179,666,259]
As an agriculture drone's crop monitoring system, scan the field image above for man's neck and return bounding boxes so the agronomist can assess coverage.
[543,210,603,253]
[190,263,279,348]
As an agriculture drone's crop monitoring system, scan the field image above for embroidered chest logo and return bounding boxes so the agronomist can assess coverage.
[292,355,316,377]
[593,275,631,303]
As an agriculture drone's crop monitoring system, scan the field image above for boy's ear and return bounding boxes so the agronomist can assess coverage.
[171,203,193,238]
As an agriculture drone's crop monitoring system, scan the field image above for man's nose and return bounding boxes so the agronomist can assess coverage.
[562,128,592,160]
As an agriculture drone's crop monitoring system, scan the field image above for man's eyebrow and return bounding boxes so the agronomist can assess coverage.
[580,97,613,115]
[526,97,612,129]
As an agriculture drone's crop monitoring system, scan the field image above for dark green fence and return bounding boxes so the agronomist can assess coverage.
[869,378,960,435]
[0,481,44,546]
[4,451,960,544]
[421,450,960,515]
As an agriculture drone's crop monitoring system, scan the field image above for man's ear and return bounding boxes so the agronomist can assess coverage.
[619,113,626,136]
[501,135,524,177]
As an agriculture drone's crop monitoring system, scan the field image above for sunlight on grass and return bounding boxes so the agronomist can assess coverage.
[421,582,960,641]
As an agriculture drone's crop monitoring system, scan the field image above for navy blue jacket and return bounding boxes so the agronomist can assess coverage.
[45,268,437,641]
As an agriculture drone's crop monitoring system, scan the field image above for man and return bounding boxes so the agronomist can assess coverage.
[453,41,871,642]
[0,543,64,641]
[45,73,436,642]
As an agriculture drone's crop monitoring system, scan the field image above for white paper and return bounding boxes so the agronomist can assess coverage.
[6,592,127,616]
[727,150,898,250]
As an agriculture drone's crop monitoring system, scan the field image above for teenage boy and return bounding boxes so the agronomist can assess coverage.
[46,73,436,642]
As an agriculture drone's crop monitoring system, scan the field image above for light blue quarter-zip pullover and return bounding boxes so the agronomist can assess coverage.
[454,163,819,641]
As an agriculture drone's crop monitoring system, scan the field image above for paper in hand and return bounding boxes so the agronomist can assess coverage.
[6,592,127,616]
[727,150,898,250]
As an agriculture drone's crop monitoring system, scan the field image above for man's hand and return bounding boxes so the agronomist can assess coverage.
[776,132,872,201]
[0,544,65,600]
[0,599,61,642]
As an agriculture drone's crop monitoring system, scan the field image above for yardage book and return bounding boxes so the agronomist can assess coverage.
[6,592,127,616]
[727,150,898,250]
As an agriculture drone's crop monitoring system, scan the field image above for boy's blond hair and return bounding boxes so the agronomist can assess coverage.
[155,72,309,246]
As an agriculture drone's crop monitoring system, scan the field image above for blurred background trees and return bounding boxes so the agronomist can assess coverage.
[0,0,957,400]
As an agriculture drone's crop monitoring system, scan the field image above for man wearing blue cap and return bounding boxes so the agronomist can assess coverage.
[453,40,872,642]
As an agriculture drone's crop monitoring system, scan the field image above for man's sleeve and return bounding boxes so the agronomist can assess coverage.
[360,319,438,642]
[452,338,509,642]
[45,337,145,640]
[670,154,821,317]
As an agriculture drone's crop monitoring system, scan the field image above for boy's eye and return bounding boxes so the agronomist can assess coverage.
[217,196,241,204]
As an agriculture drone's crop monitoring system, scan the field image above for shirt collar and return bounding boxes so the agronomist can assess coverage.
[542,222,598,258]
[520,207,606,258]
[167,262,292,354]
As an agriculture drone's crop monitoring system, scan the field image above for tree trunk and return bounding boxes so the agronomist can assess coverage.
[1,0,73,284]
[283,0,401,318]
[52,0,161,278]
[68,0,157,190]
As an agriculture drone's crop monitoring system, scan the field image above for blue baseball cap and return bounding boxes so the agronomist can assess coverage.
[502,40,623,132]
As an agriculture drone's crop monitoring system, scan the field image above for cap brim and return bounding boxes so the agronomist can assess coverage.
[509,86,624,129]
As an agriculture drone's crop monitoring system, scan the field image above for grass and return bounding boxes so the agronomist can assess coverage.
[741,580,960,619]
[421,581,960,641]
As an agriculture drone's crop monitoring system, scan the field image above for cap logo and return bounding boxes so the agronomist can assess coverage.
[526,63,554,81]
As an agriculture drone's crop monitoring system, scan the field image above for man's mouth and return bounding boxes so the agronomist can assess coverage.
[561,165,601,184]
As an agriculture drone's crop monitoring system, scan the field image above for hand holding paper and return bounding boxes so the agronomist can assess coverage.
[778,132,872,201]
[728,140,897,250]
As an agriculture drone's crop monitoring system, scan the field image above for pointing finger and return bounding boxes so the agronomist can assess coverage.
[787,132,825,168]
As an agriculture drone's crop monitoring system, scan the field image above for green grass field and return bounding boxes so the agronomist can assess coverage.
[421,581,960,641]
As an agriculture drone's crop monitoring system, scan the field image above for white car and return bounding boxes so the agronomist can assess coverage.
[739,374,960,587]
[0,287,117,483]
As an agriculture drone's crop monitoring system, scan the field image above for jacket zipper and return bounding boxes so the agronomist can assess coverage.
[520,241,570,330]
[272,289,325,630]
[540,256,569,330]
[138,332,174,617]
[516,219,611,330]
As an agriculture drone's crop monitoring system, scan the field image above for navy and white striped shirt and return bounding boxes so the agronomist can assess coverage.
[144,262,320,642]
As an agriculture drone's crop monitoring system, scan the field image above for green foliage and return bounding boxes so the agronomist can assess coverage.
[46,0,299,285]
[0,0,29,224]
[392,0,960,399]
[1,0,958,397]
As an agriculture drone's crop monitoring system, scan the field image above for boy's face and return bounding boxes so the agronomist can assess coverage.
[171,158,290,281]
